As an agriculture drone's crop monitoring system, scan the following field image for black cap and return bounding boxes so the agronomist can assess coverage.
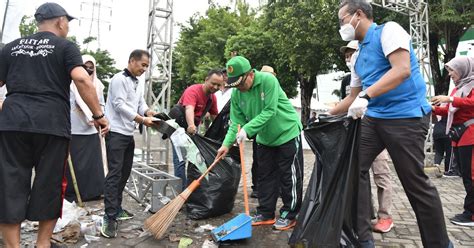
[34,2,76,22]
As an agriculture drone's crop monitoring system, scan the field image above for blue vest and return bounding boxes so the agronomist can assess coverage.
[354,23,431,119]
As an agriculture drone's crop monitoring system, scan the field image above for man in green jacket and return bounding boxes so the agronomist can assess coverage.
[215,56,303,230]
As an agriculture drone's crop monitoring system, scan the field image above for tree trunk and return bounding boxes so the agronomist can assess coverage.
[300,74,316,127]
[429,24,464,96]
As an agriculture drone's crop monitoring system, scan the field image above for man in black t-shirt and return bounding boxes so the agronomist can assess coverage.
[0,3,109,248]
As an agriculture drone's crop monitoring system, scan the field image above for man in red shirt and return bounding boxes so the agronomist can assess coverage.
[173,69,222,189]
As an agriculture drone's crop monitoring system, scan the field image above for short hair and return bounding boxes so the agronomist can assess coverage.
[339,0,373,20]
[206,69,223,80]
[128,49,150,62]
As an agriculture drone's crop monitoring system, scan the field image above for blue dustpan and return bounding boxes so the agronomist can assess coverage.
[211,213,252,241]
[212,126,252,242]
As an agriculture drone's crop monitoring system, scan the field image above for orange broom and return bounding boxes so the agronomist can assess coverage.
[144,153,224,239]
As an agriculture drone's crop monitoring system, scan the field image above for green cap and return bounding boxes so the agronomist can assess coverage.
[225,56,252,87]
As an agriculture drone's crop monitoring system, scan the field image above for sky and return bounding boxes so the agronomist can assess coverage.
[3,0,259,69]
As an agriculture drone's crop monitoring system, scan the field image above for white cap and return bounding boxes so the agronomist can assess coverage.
[340,40,359,54]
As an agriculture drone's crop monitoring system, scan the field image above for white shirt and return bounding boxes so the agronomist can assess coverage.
[350,22,411,88]
[105,70,149,136]
[215,88,233,113]
[0,86,6,101]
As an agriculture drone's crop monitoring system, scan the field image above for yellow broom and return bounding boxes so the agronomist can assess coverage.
[144,154,224,239]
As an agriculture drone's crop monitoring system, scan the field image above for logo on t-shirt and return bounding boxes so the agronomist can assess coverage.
[10,38,55,57]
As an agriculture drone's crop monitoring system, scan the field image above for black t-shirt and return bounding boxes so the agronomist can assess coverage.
[340,74,351,100]
[0,31,83,138]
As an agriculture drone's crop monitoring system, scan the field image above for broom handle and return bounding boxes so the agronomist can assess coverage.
[68,155,84,207]
[196,154,225,182]
[238,125,250,216]
[99,127,109,177]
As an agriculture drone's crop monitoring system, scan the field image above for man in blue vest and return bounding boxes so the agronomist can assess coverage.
[330,1,452,247]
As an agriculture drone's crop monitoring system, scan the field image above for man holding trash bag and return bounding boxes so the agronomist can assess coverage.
[215,55,303,231]
[330,1,451,247]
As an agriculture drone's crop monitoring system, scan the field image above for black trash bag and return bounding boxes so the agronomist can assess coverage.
[186,134,241,220]
[289,114,360,248]
[205,100,231,142]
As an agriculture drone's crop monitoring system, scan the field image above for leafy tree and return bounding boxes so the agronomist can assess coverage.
[262,0,343,125]
[428,0,472,95]
[172,3,256,103]
[19,16,37,37]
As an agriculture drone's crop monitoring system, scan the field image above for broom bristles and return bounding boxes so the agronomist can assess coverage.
[144,187,194,239]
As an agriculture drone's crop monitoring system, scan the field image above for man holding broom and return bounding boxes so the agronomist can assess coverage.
[215,56,304,230]
[0,3,109,248]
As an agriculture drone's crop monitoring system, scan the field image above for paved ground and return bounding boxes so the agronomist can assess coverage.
[1,137,473,248]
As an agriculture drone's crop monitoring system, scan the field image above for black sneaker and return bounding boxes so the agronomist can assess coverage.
[443,171,460,178]
[101,215,118,238]
[450,214,474,227]
[117,209,134,221]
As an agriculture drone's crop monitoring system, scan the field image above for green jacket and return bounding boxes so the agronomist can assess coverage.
[223,70,302,147]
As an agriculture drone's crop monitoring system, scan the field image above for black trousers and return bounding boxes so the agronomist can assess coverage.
[434,137,452,172]
[453,145,474,218]
[256,136,303,220]
[252,139,259,191]
[104,131,135,220]
[357,115,449,247]
[0,131,68,223]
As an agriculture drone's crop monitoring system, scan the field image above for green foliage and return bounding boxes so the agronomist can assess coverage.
[19,16,37,37]
[172,4,256,103]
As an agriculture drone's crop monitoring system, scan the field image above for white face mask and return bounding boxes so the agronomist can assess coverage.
[346,62,352,69]
[339,14,360,41]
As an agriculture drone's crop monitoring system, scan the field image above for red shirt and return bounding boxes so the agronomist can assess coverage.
[179,84,218,126]
[433,88,474,146]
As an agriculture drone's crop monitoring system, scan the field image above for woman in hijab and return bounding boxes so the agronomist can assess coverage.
[65,54,106,202]
[432,56,474,227]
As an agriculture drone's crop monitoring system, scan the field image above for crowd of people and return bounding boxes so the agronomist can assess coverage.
[0,1,473,248]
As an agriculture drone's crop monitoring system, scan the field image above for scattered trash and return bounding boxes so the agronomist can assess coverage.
[202,239,219,248]
[52,221,81,244]
[84,234,100,243]
[80,244,88,248]
[194,224,216,233]
[54,200,87,233]
[178,237,193,248]
[168,233,180,242]
[144,203,152,212]
[21,221,39,232]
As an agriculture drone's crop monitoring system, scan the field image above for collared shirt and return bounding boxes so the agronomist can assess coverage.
[350,22,431,119]
[105,68,148,136]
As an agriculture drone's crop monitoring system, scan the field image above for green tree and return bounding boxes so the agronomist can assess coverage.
[172,3,256,103]
[262,0,343,125]
[19,16,37,37]
[428,0,472,95]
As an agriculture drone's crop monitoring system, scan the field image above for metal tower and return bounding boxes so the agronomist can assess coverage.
[142,0,173,168]
[79,0,113,49]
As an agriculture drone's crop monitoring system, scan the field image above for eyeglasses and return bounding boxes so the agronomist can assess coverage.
[339,13,351,26]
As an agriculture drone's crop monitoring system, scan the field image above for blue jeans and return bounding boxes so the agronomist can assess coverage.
[172,146,187,190]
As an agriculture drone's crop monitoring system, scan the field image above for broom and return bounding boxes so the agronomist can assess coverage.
[144,153,225,239]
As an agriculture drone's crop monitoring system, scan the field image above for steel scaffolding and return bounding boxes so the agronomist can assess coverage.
[142,0,173,168]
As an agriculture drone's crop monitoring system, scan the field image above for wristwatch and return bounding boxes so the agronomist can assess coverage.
[358,91,371,100]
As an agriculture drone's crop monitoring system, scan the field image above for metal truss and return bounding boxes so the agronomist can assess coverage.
[124,162,182,213]
[142,0,174,168]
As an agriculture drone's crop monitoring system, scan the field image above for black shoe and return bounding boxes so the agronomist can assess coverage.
[450,214,474,227]
[101,215,118,238]
[443,171,460,178]
[117,209,134,221]
[250,191,258,198]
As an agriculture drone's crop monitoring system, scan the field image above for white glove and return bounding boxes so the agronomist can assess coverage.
[347,97,368,119]
[236,128,247,144]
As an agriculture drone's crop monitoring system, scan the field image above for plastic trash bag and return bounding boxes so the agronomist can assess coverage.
[186,135,241,220]
[289,114,360,247]
[205,100,230,142]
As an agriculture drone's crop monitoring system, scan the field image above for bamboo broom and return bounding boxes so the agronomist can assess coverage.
[144,154,224,239]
